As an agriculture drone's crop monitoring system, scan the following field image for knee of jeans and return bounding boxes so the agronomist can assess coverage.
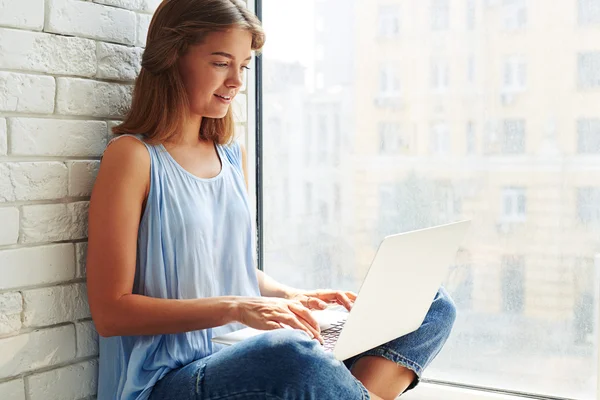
[254,329,328,376]
[433,287,457,331]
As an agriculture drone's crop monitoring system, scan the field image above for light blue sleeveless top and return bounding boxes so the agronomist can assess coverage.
[97,135,261,400]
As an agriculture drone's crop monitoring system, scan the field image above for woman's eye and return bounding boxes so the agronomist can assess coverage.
[241,66,251,71]
[214,63,228,68]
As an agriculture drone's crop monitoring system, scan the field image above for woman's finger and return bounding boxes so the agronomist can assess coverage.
[276,312,320,342]
[305,296,328,310]
[335,292,354,311]
[345,291,358,301]
[288,302,321,333]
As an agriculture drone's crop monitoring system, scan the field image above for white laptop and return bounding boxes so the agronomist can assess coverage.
[212,220,471,361]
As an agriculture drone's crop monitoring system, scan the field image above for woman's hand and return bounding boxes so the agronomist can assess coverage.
[233,297,324,343]
[285,289,357,312]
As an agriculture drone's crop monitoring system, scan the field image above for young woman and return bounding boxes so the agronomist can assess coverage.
[86,0,457,399]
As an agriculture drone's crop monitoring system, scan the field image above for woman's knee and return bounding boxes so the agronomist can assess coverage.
[432,287,457,332]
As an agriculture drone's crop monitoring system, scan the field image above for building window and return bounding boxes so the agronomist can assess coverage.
[431,59,450,92]
[431,122,450,155]
[578,0,600,25]
[318,114,328,164]
[467,121,476,154]
[305,182,313,215]
[503,56,527,92]
[578,52,600,89]
[305,116,312,166]
[432,0,450,30]
[378,5,400,37]
[467,0,476,30]
[379,64,401,97]
[502,119,526,154]
[578,119,600,153]
[503,0,527,30]
[334,183,341,220]
[379,122,406,154]
[577,188,600,225]
[502,187,527,222]
[333,114,341,165]
[501,255,525,313]
[467,55,476,84]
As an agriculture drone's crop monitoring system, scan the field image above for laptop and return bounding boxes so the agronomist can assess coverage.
[212,220,471,361]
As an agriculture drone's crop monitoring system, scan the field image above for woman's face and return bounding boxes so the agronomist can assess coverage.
[178,28,252,119]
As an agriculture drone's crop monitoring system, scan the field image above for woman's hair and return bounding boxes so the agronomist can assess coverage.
[113,0,265,145]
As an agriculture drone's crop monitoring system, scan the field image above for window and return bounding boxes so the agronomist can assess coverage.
[378,5,400,37]
[577,188,600,225]
[501,187,527,222]
[501,255,525,313]
[467,55,475,84]
[467,0,476,30]
[466,121,476,154]
[578,0,600,25]
[431,122,450,154]
[503,0,527,30]
[305,182,313,215]
[262,1,599,398]
[578,52,600,89]
[431,59,450,92]
[432,0,450,30]
[378,64,401,97]
[503,56,527,92]
[502,119,526,154]
[378,122,406,154]
[317,114,328,164]
[577,119,600,153]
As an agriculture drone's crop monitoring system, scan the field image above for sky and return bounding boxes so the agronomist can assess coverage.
[261,0,315,67]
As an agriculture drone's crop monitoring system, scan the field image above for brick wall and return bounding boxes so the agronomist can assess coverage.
[0,0,250,398]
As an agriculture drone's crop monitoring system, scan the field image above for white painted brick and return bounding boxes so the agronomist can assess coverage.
[233,93,247,123]
[23,283,90,327]
[0,292,22,338]
[75,320,98,357]
[20,202,89,244]
[0,72,55,114]
[0,244,75,290]
[56,78,133,118]
[27,360,98,400]
[94,0,160,13]
[0,0,44,30]
[97,42,142,81]
[0,162,68,202]
[107,120,122,140]
[136,13,151,47]
[0,118,6,155]
[0,28,96,76]
[0,379,25,400]
[9,118,107,157]
[46,0,136,45]
[0,207,19,246]
[75,242,88,278]
[0,325,76,379]
[68,161,100,197]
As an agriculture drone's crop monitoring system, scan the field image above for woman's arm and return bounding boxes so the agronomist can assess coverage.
[87,138,240,337]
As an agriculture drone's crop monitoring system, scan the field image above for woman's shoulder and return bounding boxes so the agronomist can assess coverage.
[220,140,243,170]
[101,135,152,179]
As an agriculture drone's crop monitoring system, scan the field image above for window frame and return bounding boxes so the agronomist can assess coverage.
[252,1,600,399]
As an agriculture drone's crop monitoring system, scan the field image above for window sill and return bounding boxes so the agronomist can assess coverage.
[404,382,558,400]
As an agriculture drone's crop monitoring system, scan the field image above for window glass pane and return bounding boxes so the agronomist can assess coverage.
[262,1,599,398]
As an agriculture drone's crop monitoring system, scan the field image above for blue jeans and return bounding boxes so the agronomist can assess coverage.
[149,287,456,399]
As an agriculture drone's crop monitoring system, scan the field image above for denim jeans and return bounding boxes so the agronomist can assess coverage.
[149,287,456,399]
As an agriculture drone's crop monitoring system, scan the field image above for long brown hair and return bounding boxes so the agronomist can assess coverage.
[113,0,265,145]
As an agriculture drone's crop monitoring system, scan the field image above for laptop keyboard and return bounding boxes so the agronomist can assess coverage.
[320,320,346,351]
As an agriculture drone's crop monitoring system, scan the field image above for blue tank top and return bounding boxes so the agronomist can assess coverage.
[97,135,261,400]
